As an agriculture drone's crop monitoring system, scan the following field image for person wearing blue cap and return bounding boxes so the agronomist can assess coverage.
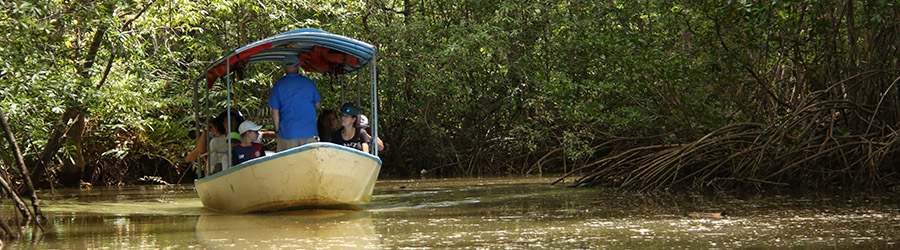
[269,54,321,152]
[331,102,371,152]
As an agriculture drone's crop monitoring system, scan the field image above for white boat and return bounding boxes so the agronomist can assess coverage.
[195,143,381,213]
[191,28,382,213]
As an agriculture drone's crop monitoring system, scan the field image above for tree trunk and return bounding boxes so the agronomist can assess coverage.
[30,106,79,183]
[32,26,107,184]
[0,107,44,224]
[846,0,858,69]
[59,114,86,187]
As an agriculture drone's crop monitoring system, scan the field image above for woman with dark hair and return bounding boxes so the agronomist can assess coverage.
[330,102,371,152]
[185,108,245,174]
[317,109,340,142]
[215,108,245,135]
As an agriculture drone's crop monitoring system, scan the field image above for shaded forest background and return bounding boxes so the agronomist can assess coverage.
[1,0,898,191]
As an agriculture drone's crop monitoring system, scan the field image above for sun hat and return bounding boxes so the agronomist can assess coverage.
[339,102,359,117]
[238,120,263,134]
[283,55,300,67]
[359,114,369,128]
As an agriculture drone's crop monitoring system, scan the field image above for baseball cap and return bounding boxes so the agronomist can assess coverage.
[228,132,241,142]
[359,114,369,128]
[340,102,359,117]
[283,55,300,67]
[238,120,263,134]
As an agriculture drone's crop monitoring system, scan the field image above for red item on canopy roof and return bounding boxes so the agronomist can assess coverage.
[299,46,330,73]
[325,48,360,66]
[298,46,362,73]
[199,28,376,89]
[207,43,272,88]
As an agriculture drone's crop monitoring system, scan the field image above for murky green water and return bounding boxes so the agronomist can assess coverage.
[3,177,899,249]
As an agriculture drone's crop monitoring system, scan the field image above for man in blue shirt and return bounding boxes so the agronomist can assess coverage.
[269,55,321,151]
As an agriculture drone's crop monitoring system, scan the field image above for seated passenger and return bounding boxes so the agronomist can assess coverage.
[232,120,266,166]
[221,108,245,134]
[185,121,219,163]
[210,110,244,172]
[317,109,340,142]
[215,132,242,172]
[185,121,221,176]
[359,114,384,152]
[330,103,371,152]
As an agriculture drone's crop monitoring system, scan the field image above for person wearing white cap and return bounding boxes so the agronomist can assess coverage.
[358,114,384,152]
[269,54,321,152]
[231,120,266,166]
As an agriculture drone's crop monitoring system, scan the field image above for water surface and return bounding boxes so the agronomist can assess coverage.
[3,177,899,249]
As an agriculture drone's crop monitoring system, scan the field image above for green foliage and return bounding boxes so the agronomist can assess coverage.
[2,0,897,184]
[363,0,899,177]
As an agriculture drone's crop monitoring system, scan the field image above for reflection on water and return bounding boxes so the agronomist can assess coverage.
[368,178,900,249]
[196,210,379,249]
[2,177,899,249]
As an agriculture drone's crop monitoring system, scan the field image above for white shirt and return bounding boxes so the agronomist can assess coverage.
[207,136,231,173]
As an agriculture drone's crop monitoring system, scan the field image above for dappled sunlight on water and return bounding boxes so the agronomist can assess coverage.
[2,177,898,248]
[368,178,900,248]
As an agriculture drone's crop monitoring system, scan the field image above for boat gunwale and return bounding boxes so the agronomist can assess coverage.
[194,142,382,185]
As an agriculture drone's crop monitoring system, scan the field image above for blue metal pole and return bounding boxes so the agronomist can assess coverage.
[226,54,232,169]
[371,47,378,156]
[204,79,210,177]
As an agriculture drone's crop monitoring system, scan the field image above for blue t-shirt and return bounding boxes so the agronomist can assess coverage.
[268,73,321,139]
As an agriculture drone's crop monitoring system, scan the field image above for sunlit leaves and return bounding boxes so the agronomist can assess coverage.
[1,0,894,181]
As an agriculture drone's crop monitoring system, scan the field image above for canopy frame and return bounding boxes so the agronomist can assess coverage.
[192,28,379,177]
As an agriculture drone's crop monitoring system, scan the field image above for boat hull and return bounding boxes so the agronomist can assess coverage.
[195,142,381,213]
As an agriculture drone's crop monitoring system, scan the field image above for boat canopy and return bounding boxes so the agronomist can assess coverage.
[198,28,376,88]
[192,28,380,157]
